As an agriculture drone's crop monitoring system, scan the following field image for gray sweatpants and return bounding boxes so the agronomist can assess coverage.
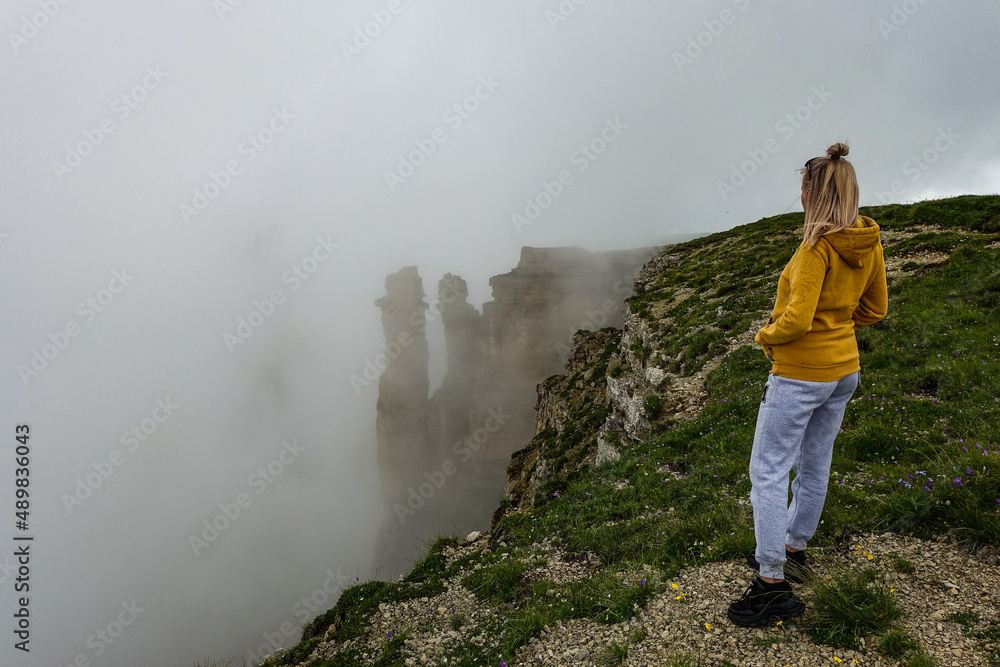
[749,371,859,579]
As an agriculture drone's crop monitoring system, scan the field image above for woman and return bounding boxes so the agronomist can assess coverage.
[727,142,888,627]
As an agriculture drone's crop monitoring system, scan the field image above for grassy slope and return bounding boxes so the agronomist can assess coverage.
[249,195,1000,667]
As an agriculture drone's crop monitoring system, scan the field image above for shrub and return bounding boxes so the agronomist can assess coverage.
[878,629,920,659]
[602,641,628,666]
[806,565,904,650]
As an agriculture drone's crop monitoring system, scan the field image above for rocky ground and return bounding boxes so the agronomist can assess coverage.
[287,530,998,667]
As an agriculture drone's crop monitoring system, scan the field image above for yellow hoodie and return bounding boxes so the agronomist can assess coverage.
[754,215,888,381]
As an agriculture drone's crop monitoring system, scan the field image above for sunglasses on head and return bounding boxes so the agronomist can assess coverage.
[805,154,844,177]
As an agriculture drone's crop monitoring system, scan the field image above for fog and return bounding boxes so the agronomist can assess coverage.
[1,1,998,665]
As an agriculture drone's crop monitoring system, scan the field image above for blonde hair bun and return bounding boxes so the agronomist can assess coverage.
[827,143,850,160]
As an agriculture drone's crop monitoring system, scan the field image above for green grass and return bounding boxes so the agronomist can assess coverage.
[601,640,629,666]
[644,393,661,417]
[460,558,529,606]
[948,611,981,626]
[403,536,456,583]
[889,553,917,574]
[878,629,920,659]
[490,572,659,658]
[805,564,904,650]
[906,652,939,667]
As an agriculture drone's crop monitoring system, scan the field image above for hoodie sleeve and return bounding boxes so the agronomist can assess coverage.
[755,244,828,345]
[852,242,888,329]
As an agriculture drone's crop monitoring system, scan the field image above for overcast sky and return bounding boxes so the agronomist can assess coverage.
[2,1,999,665]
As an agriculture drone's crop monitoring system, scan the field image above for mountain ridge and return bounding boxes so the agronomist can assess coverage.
[233,194,1000,667]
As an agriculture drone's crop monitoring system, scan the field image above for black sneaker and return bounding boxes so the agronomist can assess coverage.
[727,577,806,627]
[745,549,811,584]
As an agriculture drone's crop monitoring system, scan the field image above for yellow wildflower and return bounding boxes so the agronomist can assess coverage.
[704,623,711,630]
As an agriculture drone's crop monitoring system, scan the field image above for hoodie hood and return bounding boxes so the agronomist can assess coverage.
[824,215,881,268]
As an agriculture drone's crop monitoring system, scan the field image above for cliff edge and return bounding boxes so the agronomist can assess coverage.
[248,195,1000,667]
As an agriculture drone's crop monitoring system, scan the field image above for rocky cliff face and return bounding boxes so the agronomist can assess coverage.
[500,246,728,513]
[374,267,431,511]
[504,327,620,512]
[373,246,660,574]
[497,228,789,514]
